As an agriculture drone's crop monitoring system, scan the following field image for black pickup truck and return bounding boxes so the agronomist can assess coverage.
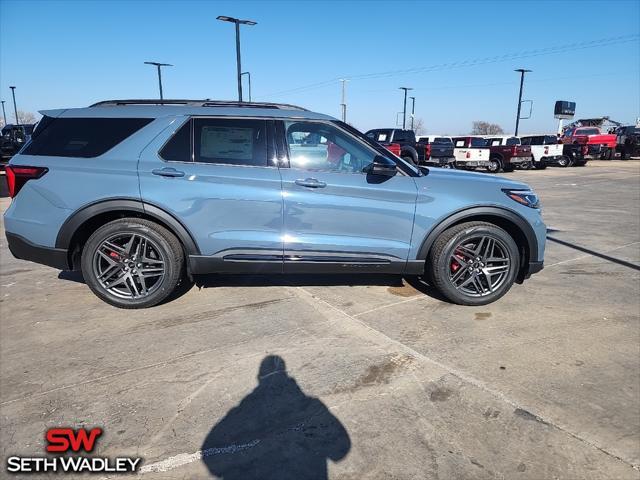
[0,124,35,167]
[615,125,640,159]
[365,129,423,165]
[416,135,456,167]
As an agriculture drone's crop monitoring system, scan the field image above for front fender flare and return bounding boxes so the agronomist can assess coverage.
[415,206,538,261]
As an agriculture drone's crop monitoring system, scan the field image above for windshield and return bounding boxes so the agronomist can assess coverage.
[470,137,487,147]
[433,137,452,145]
[576,128,600,135]
[342,123,421,176]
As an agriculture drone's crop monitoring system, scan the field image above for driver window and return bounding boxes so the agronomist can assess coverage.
[284,121,376,174]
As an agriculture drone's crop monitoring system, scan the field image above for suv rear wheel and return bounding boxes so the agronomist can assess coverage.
[427,222,520,306]
[81,218,185,308]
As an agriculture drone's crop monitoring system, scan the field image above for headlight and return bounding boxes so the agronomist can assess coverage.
[503,189,540,209]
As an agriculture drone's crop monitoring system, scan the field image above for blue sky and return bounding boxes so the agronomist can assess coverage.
[1,0,638,134]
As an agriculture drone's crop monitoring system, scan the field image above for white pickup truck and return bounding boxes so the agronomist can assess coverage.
[520,135,565,169]
[451,137,491,170]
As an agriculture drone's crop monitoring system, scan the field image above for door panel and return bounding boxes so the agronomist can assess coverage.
[277,120,417,271]
[138,117,283,264]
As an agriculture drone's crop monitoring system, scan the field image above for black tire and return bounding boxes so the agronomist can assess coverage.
[427,221,520,306]
[557,155,572,167]
[607,147,615,160]
[621,146,630,160]
[487,157,502,173]
[533,161,547,170]
[573,160,587,167]
[81,218,185,308]
[503,164,515,173]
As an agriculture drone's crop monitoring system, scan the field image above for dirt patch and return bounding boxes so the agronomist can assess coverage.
[333,354,415,394]
[474,312,492,321]
[387,280,421,297]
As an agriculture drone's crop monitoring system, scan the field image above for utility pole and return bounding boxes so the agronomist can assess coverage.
[399,87,413,130]
[217,16,257,102]
[9,86,19,125]
[409,96,416,131]
[144,62,173,100]
[514,69,531,136]
[340,79,349,122]
[241,72,252,102]
[1,100,7,126]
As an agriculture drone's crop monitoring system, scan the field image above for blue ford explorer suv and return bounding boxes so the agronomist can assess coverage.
[4,100,545,308]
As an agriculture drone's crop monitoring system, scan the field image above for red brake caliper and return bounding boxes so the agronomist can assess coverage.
[450,250,464,272]
[109,252,120,259]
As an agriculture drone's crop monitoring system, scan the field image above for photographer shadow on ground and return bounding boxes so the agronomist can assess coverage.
[201,355,351,480]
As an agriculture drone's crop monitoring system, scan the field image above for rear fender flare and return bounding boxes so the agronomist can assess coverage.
[55,198,200,255]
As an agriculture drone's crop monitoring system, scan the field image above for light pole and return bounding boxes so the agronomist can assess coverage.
[241,72,252,102]
[514,69,531,136]
[9,86,19,125]
[409,96,416,131]
[399,87,413,130]
[340,79,349,122]
[217,15,257,102]
[144,62,172,100]
[1,100,7,126]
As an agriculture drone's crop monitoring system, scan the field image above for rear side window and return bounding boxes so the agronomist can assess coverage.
[159,120,191,162]
[22,117,152,158]
[193,118,267,166]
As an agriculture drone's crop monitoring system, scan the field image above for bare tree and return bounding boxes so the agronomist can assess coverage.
[412,118,425,135]
[471,121,504,135]
[16,111,37,124]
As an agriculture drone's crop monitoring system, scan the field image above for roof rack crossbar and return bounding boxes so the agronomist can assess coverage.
[90,99,308,111]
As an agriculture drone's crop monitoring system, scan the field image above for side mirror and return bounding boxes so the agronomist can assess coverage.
[370,155,397,177]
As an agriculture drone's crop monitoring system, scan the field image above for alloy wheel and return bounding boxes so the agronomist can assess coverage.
[93,233,166,299]
[448,235,511,297]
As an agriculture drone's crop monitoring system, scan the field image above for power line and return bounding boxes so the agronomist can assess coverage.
[264,34,638,98]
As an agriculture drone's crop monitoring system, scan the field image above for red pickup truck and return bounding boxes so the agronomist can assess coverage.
[562,127,616,159]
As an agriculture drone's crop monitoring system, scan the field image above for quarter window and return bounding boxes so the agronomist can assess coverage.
[193,118,267,166]
[285,121,376,173]
[22,117,153,158]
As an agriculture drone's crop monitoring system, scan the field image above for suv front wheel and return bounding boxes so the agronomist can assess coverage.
[427,222,520,305]
[81,218,185,308]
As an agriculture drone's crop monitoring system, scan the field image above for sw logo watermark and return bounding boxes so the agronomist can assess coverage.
[6,427,142,474]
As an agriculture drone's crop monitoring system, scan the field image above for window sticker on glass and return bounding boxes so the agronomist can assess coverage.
[201,127,253,160]
[376,134,388,142]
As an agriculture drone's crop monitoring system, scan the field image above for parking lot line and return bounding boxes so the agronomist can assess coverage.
[545,240,640,268]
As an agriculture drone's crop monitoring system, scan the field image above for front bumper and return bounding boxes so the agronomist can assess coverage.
[6,232,70,270]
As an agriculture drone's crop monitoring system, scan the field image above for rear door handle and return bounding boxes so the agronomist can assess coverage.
[152,167,185,178]
[295,178,326,188]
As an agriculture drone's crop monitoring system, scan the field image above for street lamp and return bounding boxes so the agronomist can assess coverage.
[241,72,252,102]
[399,87,413,130]
[1,100,7,126]
[409,96,416,131]
[217,15,257,102]
[9,86,19,125]
[144,62,173,100]
[514,69,532,136]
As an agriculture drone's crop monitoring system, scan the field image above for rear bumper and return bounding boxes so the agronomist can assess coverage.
[5,232,69,270]
[425,156,455,166]
[455,160,490,167]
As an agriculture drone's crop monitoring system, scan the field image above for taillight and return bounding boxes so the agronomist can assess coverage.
[581,145,588,155]
[466,151,471,159]
[386,143,401,156]
[5,165,48,198]
[511,146,518,156]
[425,144,431,158]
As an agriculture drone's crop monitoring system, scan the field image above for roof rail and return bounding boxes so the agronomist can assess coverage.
[89,99,308,111]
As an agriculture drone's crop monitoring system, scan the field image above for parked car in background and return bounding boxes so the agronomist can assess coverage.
[520,134,565,168]
[483,136,533,172]
[416,135,456,168]
[4,99,545,308]
[451,136,491,171]
[0,124,35,167]
[561,143,590,167]
[365,129,422,165]
[561,126,616,159]
[615,125,640,159]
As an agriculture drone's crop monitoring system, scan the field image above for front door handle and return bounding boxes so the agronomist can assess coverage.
[295,178,326,188]
[152,167,185,178]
